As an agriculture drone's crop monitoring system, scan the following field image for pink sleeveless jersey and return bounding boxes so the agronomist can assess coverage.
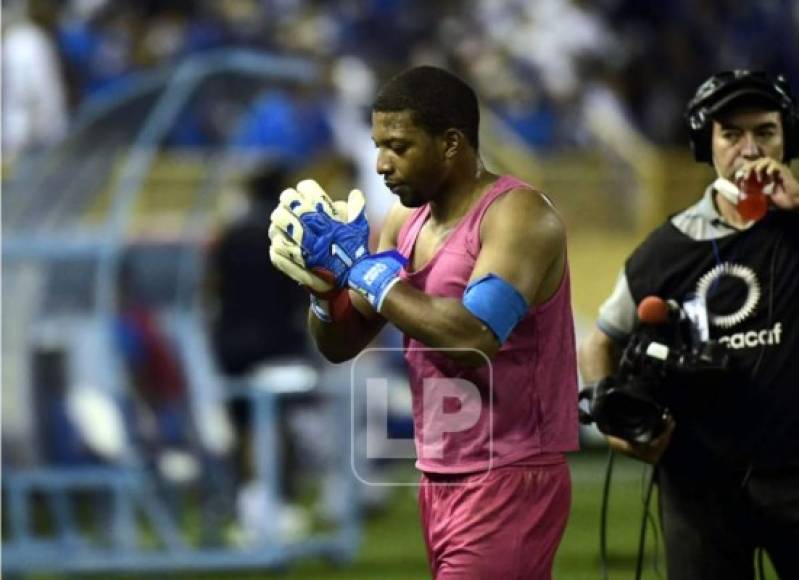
[396,175,579,474]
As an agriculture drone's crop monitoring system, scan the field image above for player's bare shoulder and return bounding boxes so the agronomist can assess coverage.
[481,186,565,248]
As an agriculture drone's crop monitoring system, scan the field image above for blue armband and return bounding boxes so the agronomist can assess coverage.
[462,274,529,343]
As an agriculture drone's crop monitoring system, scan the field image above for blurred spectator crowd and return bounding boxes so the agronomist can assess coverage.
[3,0,798,161]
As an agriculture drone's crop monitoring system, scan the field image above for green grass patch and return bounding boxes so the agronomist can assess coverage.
[28,450,777,579]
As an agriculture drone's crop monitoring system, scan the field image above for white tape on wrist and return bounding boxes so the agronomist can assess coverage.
[310,295,332,323]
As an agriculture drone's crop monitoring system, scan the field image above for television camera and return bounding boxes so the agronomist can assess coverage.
[579,295,731,444]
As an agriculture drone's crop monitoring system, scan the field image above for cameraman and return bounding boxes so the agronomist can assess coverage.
[579,70,799,579]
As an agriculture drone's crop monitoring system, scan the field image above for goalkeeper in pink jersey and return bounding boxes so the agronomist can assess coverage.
[269,66,579,579]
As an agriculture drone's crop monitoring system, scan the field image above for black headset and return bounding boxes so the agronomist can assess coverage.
[685,70,798,164]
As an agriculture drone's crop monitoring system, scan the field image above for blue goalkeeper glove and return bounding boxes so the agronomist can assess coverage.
[269,180,353,321]
[271,180,407,312]
[272,183,369,288]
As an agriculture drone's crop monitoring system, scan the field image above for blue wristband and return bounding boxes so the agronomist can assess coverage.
[348,250,407,311]
[462,274,529,343]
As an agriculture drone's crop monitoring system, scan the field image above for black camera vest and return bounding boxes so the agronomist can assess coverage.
[625,204,799,473]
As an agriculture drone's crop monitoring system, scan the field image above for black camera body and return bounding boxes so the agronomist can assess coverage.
[580,298,732,444]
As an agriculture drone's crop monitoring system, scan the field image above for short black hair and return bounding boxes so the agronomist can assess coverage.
[373,66,480,150]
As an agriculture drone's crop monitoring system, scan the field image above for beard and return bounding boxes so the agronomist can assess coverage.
[394,185,426,208]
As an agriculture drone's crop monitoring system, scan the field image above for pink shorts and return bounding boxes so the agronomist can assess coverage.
[419,458,571,580]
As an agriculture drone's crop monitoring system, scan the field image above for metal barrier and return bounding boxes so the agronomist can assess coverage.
[3,364,359,574]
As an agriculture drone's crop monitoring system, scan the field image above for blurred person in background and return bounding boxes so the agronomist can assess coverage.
[579,70,799,579]
[208,163,306,490]
[114,245,237,545]
[209,163,309,380]
[208,162,343,542]
[327,55,396,229]
[116,251,192,461]
[2,0,69,162]
[269,65,578,579]
[17,0,798,159]
[232,83,334,167]
[57,0,141,103]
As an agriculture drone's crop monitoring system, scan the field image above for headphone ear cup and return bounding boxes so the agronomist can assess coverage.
[686,105,714,164]
[689,125,713,163]
[784,116,798,161]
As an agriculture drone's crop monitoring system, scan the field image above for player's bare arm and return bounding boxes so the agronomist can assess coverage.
[379,187,566,366]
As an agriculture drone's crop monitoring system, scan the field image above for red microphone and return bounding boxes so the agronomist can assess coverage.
[637,296,679,325]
